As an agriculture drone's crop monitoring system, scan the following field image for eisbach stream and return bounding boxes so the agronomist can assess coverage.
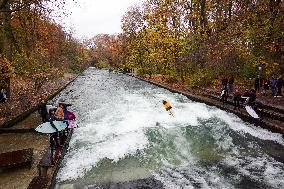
[54,68,284,189]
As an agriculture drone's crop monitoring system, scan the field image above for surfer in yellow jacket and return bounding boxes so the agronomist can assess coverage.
[162,100,174,117]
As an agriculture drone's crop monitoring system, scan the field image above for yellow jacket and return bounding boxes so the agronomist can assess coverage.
[163,101,172,110]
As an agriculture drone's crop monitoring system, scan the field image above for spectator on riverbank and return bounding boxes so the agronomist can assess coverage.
[221,77,228,90]
[254,77,262,93]
[0,88,7,103]
[54,102,64,120]
[263,79,269,96]
[241,89,250,104]
[253,100,264,117]
[220,87,228,105]
[270,77,277,97]
[276,76,283,97]
[228,77,235,94]
[233,89,241,110]
[38,100,48,122]
[245,89,256,106]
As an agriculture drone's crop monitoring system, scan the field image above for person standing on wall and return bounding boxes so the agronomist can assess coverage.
[228,77,235,95]
[221,77,228,90]
[38,100,49,122]
[276,76,283,97]
[233,89,241,110]
[269,77,277,97]
[263,79,269,96]
[220,87,228,105]
[254,77,260,94]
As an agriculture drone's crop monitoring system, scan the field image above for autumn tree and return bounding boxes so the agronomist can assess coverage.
[87,34,124,69]
[120,0,283,88]
[0,0,90,97]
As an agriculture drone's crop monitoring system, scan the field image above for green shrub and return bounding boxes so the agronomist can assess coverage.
[188,68,216,89]
[240,58,258,78]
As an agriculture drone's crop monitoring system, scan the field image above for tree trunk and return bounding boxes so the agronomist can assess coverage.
[228,0,232,21]
[200,0,207,33]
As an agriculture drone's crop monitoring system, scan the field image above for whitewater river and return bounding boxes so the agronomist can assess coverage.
[54,68,284,189]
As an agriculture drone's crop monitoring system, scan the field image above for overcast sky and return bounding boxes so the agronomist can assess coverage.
[56,0,141,39]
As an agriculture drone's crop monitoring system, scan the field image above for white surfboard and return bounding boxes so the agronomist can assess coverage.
[35,121,67,134]
[221,90,225,96]
[245,106,259,119]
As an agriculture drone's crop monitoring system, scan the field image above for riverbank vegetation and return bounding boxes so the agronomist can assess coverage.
[89,0,283,89]
[0,0,90,99]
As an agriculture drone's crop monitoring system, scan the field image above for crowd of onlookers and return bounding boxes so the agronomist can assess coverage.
[220,76,283,111]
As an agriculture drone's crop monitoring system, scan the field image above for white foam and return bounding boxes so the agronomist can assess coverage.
[58,130,148,181]
[56,70,284,188]
[153,162,233,189]
[221,147,284,188]
[210,108,284,145]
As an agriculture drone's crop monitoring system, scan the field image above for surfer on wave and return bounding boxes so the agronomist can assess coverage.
[162,100,174,117]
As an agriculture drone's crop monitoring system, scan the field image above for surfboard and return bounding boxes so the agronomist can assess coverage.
[168,110,175,117]
[35,121,67,134]
[245,105,259,119]
[220,90,225,97]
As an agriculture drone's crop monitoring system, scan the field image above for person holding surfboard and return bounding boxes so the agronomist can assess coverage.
[49,100,65,148]
[245,89,256,106]
[243,89,262,119]
[220,87,228,105]
[55,99,73,145]
[54,102,65,120]
[162,100,174,117]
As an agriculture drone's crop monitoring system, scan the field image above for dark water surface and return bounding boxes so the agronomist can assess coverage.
[54,68,284,189]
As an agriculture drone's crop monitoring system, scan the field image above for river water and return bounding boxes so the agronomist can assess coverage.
[54,68,284,189]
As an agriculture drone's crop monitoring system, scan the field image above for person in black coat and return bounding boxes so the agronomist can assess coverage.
[221,77,228,90]
[276,77,283,97]
[38,100,48,122]
[263,79,269,96]
[241,89,250,104]
[254,77,260,93]
[245,89,256,106]
[233,90,241,110]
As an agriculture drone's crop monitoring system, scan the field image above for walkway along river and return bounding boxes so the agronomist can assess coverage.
[54,68,284,189]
